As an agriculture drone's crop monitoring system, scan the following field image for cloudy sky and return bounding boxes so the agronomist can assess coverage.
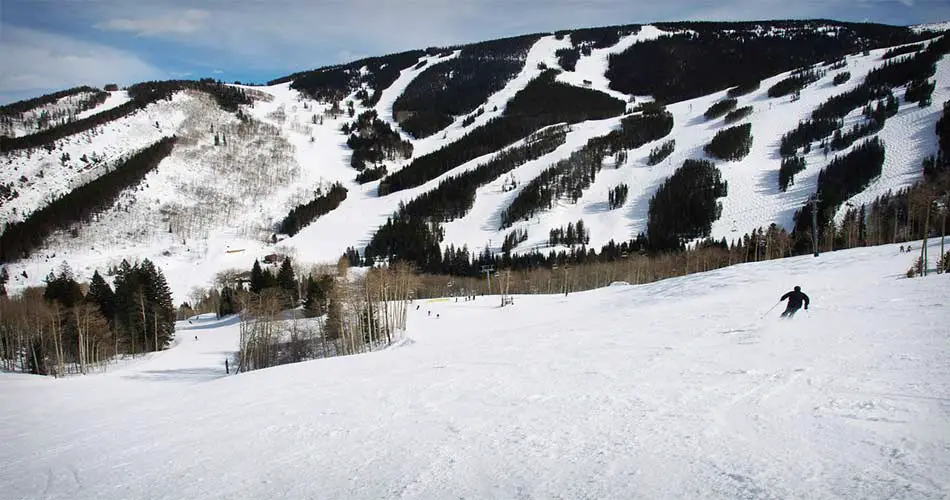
[1,0,948,104]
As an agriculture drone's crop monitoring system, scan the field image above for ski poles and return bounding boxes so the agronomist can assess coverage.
[761,300,781,319]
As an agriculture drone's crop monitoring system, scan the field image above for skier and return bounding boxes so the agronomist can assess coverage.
[779,286,809,319]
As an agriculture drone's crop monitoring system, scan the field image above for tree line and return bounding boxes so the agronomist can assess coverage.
[606,20,926,104]
[0,259,174,376]
[1,89,108,137]
[346,97,948,289]
[379,69,624,195]
[776,34,945,190]
[281,50,424,106]
[647,158,727,250]
[344,110,413,173]
[767,67,824,98]
[791,137,886,251]
[608,183,629,209]
[724,106,753,124]
[363,126,567,267]
[500,106,673,228]
[704,98,737,119]
[549,219,590,246]
[647,139,675,165]
[705,123,753,161]
[0,137,177,263]
[228,259,415,371]
[554,25,641,71]
[393,34,540,138]
[881,42,925,60]
[1,79,250,153]
[0,86,103,116]
[277,182,347,236]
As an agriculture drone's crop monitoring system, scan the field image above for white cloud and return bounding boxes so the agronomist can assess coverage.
[0,25,166,101]
[95,9,208,36]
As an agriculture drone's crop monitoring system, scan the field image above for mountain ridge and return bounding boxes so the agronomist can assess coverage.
[1,19,948,301]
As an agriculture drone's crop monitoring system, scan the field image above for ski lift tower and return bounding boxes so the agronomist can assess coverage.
[480,265,494,295]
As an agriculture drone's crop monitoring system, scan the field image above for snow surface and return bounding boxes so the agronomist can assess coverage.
[2,240,948,499]
[72,90,131,121]
[555,26,670,102]
[1,91,100,138]
[1,92,191,225]
[2,28,949,304]
[911,22,950,33]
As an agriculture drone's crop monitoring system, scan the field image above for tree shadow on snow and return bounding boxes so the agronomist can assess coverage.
[120,367,226,383]
[177,314,241,331]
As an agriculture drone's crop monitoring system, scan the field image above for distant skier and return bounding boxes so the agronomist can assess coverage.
[779,286,810,319]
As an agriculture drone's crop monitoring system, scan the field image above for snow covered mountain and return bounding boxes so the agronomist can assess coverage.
[2,240,947,499]
[1,20,948,302]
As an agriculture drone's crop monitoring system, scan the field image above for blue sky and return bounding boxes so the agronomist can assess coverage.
[1,0,948,104]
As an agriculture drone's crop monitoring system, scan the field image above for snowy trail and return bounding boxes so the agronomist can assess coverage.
[4,30,948,305]
[2,241,948,499]
[106,313,240,384]
[556,25,670,102]
[73,91,131,121]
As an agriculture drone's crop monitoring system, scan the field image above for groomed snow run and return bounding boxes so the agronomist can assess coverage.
[1,241,948,499]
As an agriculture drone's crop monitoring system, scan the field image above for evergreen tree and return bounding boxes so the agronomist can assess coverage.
[303,274,334,316]
[139,259,175,350]
[218,286,237,318]
[88,270,116,325]
[43,263,83,308]
[277,257,297,305]
[113,259,145,354]
[250,260,267,294]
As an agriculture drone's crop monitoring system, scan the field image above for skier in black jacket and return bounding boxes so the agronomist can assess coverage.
[779,286,809,318]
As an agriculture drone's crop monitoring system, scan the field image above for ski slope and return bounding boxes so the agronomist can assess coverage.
[2,26,948,304]
[2,240,948,499]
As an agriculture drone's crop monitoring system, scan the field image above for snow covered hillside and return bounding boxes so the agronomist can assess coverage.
[2,240,948,499]
[1,23,948,304]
